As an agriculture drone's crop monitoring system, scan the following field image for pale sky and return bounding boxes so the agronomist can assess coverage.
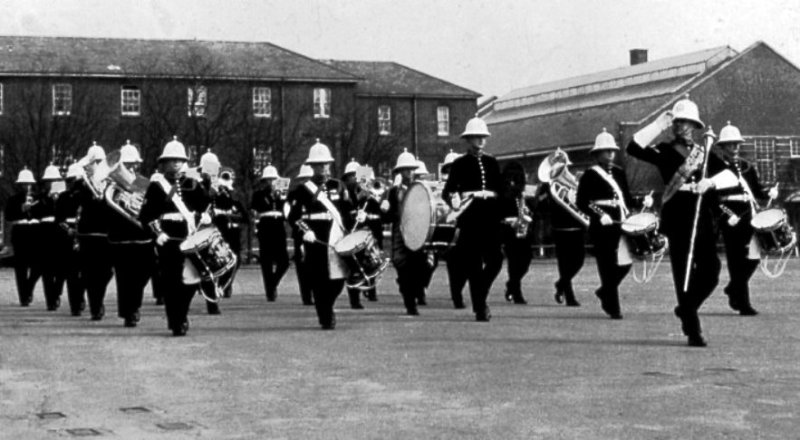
[3,0,800,99]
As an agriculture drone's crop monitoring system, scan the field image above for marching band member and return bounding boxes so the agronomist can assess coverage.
[6,168,42,307]
[288,165,315,306]
[287,139,354,330]
[627,96,734,347]
[35,164,66,311]
[198,151,223,314]
[75,143,114,321]
[342,159,366,309]
[381,150,427,316]
[251,164,289,302]
[212,167,247,298]
[499,161,534,305]
[576,129,634,319]
[139,136,211,336]
[107,141,154,327]
[441,150,468,309]
[442,116,503,322]
[715,122,777,316]
[56,163,87,316]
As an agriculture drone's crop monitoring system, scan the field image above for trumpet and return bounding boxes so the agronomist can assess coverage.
[355,165,388,202]
[537,149,589,227]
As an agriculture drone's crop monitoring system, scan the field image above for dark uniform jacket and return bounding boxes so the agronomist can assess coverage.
[139,176,210,240]
[498,194,536,242]
[347,185,384,248]
[442,151,502,229]
[576,165,633,247]
[716,156,767,223]
[213,187,247,234]
[71,179,112,236]
[251,187,285,241]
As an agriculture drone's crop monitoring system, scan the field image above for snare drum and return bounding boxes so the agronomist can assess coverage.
[180,226,238,298]
[399,181,458,252]
[751,208,797,256]
[334,229,389,290]
[621,212,667,258]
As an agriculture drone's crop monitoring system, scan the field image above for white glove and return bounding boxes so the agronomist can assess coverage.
[156,233,169,246]
[356,210,367,223]
[451,194,461,210]
[600,214,613,226]
[380,200,390,212]
[643,194,654,209]
[768,185,779,200]
[633,110,672,147]
[695,178,715,194]
[522,214,533,223]
[303,230,317,243]
[567,190,577,205]
[727,214,740,227]
[200,212,212,225]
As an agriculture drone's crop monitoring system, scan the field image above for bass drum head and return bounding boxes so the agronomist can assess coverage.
[400,182,434,251]
[334,230,371,255]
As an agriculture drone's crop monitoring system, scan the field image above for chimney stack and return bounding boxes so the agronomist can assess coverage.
[630,49,648,66]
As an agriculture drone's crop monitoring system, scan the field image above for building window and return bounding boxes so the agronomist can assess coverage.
[253,87,272,118]
[437,106,450,136]
[187,86,207,117]
[121,86,141,116]
[378,105,391,135]
[754,138,776,183]
[313,88,331,119]
[52,84,72,116]
[790,139,800,158]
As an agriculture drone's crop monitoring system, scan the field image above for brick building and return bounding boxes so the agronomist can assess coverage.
[484,41,800,235]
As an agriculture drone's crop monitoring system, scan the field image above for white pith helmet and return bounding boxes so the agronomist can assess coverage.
[66,163,85,179]
[42,163,63,181]
[200,149,220,170]
[343,158,360,176]
[297,164,313,179]
[158,136,189,161]
[120,140,142,163]
[261,164,279,180]
[414,158,430,176]
[393,148,418,171]
[671,95,704,129]
[590,128,620,153]
[305,139,334,164]
[718,121,744,144]
[460,116,491,138]
[16,167,35,184]
[81,141,106,166]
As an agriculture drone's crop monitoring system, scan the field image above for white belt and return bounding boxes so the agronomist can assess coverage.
[678,183,695,192]
[720,194,750,202]
[64,217,77,224]
[503,216,517,224]
[258,211,284,219]
[365,214,381,220]
[11,219,39,225]
[592,199,622,208]
[303,212,333,221]
[213,208,233,216]
[40,216,56,223]
[161,213,187,222]
[462,190,497,199]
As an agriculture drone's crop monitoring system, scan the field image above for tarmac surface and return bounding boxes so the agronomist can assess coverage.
[1,260,800,439]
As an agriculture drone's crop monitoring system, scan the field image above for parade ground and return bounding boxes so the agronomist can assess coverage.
[2,259,799,440]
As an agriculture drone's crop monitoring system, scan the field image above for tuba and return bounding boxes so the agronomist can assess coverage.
[537,149,590,227]
[104,159,149,228]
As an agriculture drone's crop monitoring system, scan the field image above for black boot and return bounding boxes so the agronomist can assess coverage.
[554,281,565,304]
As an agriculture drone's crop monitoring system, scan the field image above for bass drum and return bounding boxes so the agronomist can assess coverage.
[399,181,457,252]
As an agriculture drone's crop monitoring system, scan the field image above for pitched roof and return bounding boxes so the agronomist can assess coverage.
[321,60,480,98]
[0,36,360,82]
[485,45,741,158]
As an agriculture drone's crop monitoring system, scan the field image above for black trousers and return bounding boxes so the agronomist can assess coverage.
[310,277,345,327]
[666,223,720,337]
[553,229,585,293]
[455,224,503,314]
[590,230,630,316]
[40,224,66,308]
[503,234,533,297]
[60,239,85,314]
[111,242,154,319]
[393,249,429,313]
[294,238,313,304]
[156,241,198,331]
[78,235,114,317]
[11,227,41,305]
[221,227,242,297]
[444,248,467,306]
[720,221,759,307]
[258,233,289,300]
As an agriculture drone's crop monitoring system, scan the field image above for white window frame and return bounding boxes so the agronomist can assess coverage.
[120,85,141,116]
[790,138,800,158]
[437,106,450,136]
[252,87,272,118]
[754,138,776,183]
[187,86,207,117]
[378,105,391,135]
[313,88,331,119]
[52,84,72,116]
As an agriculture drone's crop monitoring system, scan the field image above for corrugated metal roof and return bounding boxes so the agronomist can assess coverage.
[0,35,360,81]
[320,60,479,98]
[494,46,736,112]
